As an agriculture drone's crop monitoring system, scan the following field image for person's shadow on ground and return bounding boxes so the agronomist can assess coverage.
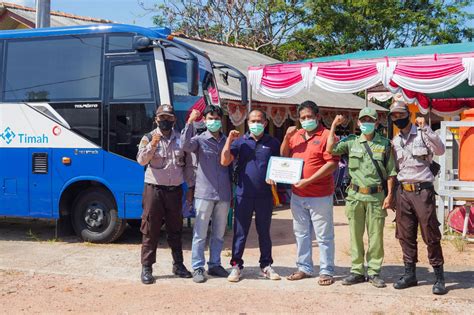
[203,264,473,292]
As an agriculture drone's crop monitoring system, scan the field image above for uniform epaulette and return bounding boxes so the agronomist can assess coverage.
[340,134,357,142]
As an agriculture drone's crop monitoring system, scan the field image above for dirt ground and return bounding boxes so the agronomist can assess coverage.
[0,206,473,314]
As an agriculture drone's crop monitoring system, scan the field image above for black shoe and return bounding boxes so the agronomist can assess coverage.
[432,265,448,295]
[141,265,155,285]
[393,263,418,290]
[208,265,229,277]
[193,268,206,283]
[368,275,386,288]
[342,273,366,285]
[173,263,192,278]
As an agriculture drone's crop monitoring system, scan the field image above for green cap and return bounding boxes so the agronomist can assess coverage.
[358,107,378,120]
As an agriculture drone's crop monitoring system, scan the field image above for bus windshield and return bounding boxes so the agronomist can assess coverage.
[164,47,219,117]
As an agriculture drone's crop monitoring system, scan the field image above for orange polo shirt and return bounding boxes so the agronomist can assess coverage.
[289,125,339,197]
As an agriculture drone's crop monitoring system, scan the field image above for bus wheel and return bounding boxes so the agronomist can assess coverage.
[72,188,126,243]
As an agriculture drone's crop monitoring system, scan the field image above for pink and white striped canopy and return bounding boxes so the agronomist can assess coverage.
[248,50,474,116]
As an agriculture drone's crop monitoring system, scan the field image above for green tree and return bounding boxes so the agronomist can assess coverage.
[140,0,473,60]
[279,0,473,60]
[139,0,307,54]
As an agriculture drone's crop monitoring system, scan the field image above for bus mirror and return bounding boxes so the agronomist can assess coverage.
[240,77,248,106]
[133,36,152,50]
[212,62,248,106]
[187,57,199,96]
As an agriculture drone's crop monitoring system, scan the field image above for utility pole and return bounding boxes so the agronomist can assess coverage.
[35,0,51,28]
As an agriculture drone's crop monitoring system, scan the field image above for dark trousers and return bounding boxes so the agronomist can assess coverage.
[395,185,444,267]
[140,184,183,266]
[231,196,274,269]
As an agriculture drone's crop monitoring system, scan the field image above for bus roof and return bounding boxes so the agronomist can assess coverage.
[0,24,171,39]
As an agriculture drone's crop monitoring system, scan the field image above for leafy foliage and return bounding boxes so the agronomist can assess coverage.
[285,0,473,60]
[140,0,306,53]
[140,0,473,60]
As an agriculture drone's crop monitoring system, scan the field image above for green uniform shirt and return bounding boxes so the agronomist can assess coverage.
[332,133,397,202]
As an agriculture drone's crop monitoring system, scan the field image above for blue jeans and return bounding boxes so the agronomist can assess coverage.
[191,198,230,270]
[290,194,335,276]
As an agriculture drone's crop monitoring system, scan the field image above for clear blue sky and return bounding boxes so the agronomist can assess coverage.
[9,0,159,26]
[7,0,474,28]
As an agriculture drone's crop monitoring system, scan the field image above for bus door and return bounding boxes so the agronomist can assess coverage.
[104,53,160,218]
[28,148,52,217]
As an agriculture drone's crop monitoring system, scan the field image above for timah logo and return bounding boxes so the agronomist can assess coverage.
[0,127,16,144]
[0,127,49,145]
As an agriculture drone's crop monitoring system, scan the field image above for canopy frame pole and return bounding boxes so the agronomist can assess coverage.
[248,82,252,113]
[428,98,432,127]
[365,89,368,107]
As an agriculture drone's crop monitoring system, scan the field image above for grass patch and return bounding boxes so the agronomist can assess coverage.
[1,269,23,276]
[46,237,61,243]
[26,229,41,242]
[450,237,467,252]
[445,231,468,252]
[387,222,396,230]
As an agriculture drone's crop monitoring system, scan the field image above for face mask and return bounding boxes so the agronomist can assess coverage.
[360,122,376,135]
[393,116,410,129]
[301,119,318,132]
[158,120,174,131]
[205,119,222,132]
[249,123,264,136]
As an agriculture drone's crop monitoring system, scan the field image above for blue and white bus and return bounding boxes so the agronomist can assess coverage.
[0,24,246,243]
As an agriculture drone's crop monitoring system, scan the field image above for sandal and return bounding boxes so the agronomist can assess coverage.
[318,274,335,286]
[287,271,311,281]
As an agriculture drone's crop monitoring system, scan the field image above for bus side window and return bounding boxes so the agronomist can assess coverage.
[108,59,158,160]
[3,35,103,102]
[106,34,135,53]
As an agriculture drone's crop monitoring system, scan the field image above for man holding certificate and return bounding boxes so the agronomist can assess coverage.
[280,101,339,286]
[221,109,281,283]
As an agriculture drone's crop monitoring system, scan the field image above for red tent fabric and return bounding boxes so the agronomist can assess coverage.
[248,46,474,116]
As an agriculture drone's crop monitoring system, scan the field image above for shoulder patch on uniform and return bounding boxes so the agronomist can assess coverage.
[139,138,149,147]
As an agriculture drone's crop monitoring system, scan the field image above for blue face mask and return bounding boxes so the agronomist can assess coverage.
[205,119,222,132]
[301,119,318,132]
[249,123,265,136]
[360,122,376,135]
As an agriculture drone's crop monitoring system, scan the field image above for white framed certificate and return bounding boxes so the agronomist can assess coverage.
[266,156,304,185]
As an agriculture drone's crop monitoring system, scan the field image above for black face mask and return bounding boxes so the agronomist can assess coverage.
[393,116,410,129]
[158,120,174,131]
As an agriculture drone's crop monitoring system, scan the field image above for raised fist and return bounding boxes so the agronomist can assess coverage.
[187,109,201,124]
[228,130,241,142]
[415,116,425,128]
[285,126,298,138]
[150,133,161,147]
[332,115,345,127]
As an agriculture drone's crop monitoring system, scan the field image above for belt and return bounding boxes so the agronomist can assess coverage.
[400,182,433,192]
[349,183,383,195]
[147,183,181,191]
